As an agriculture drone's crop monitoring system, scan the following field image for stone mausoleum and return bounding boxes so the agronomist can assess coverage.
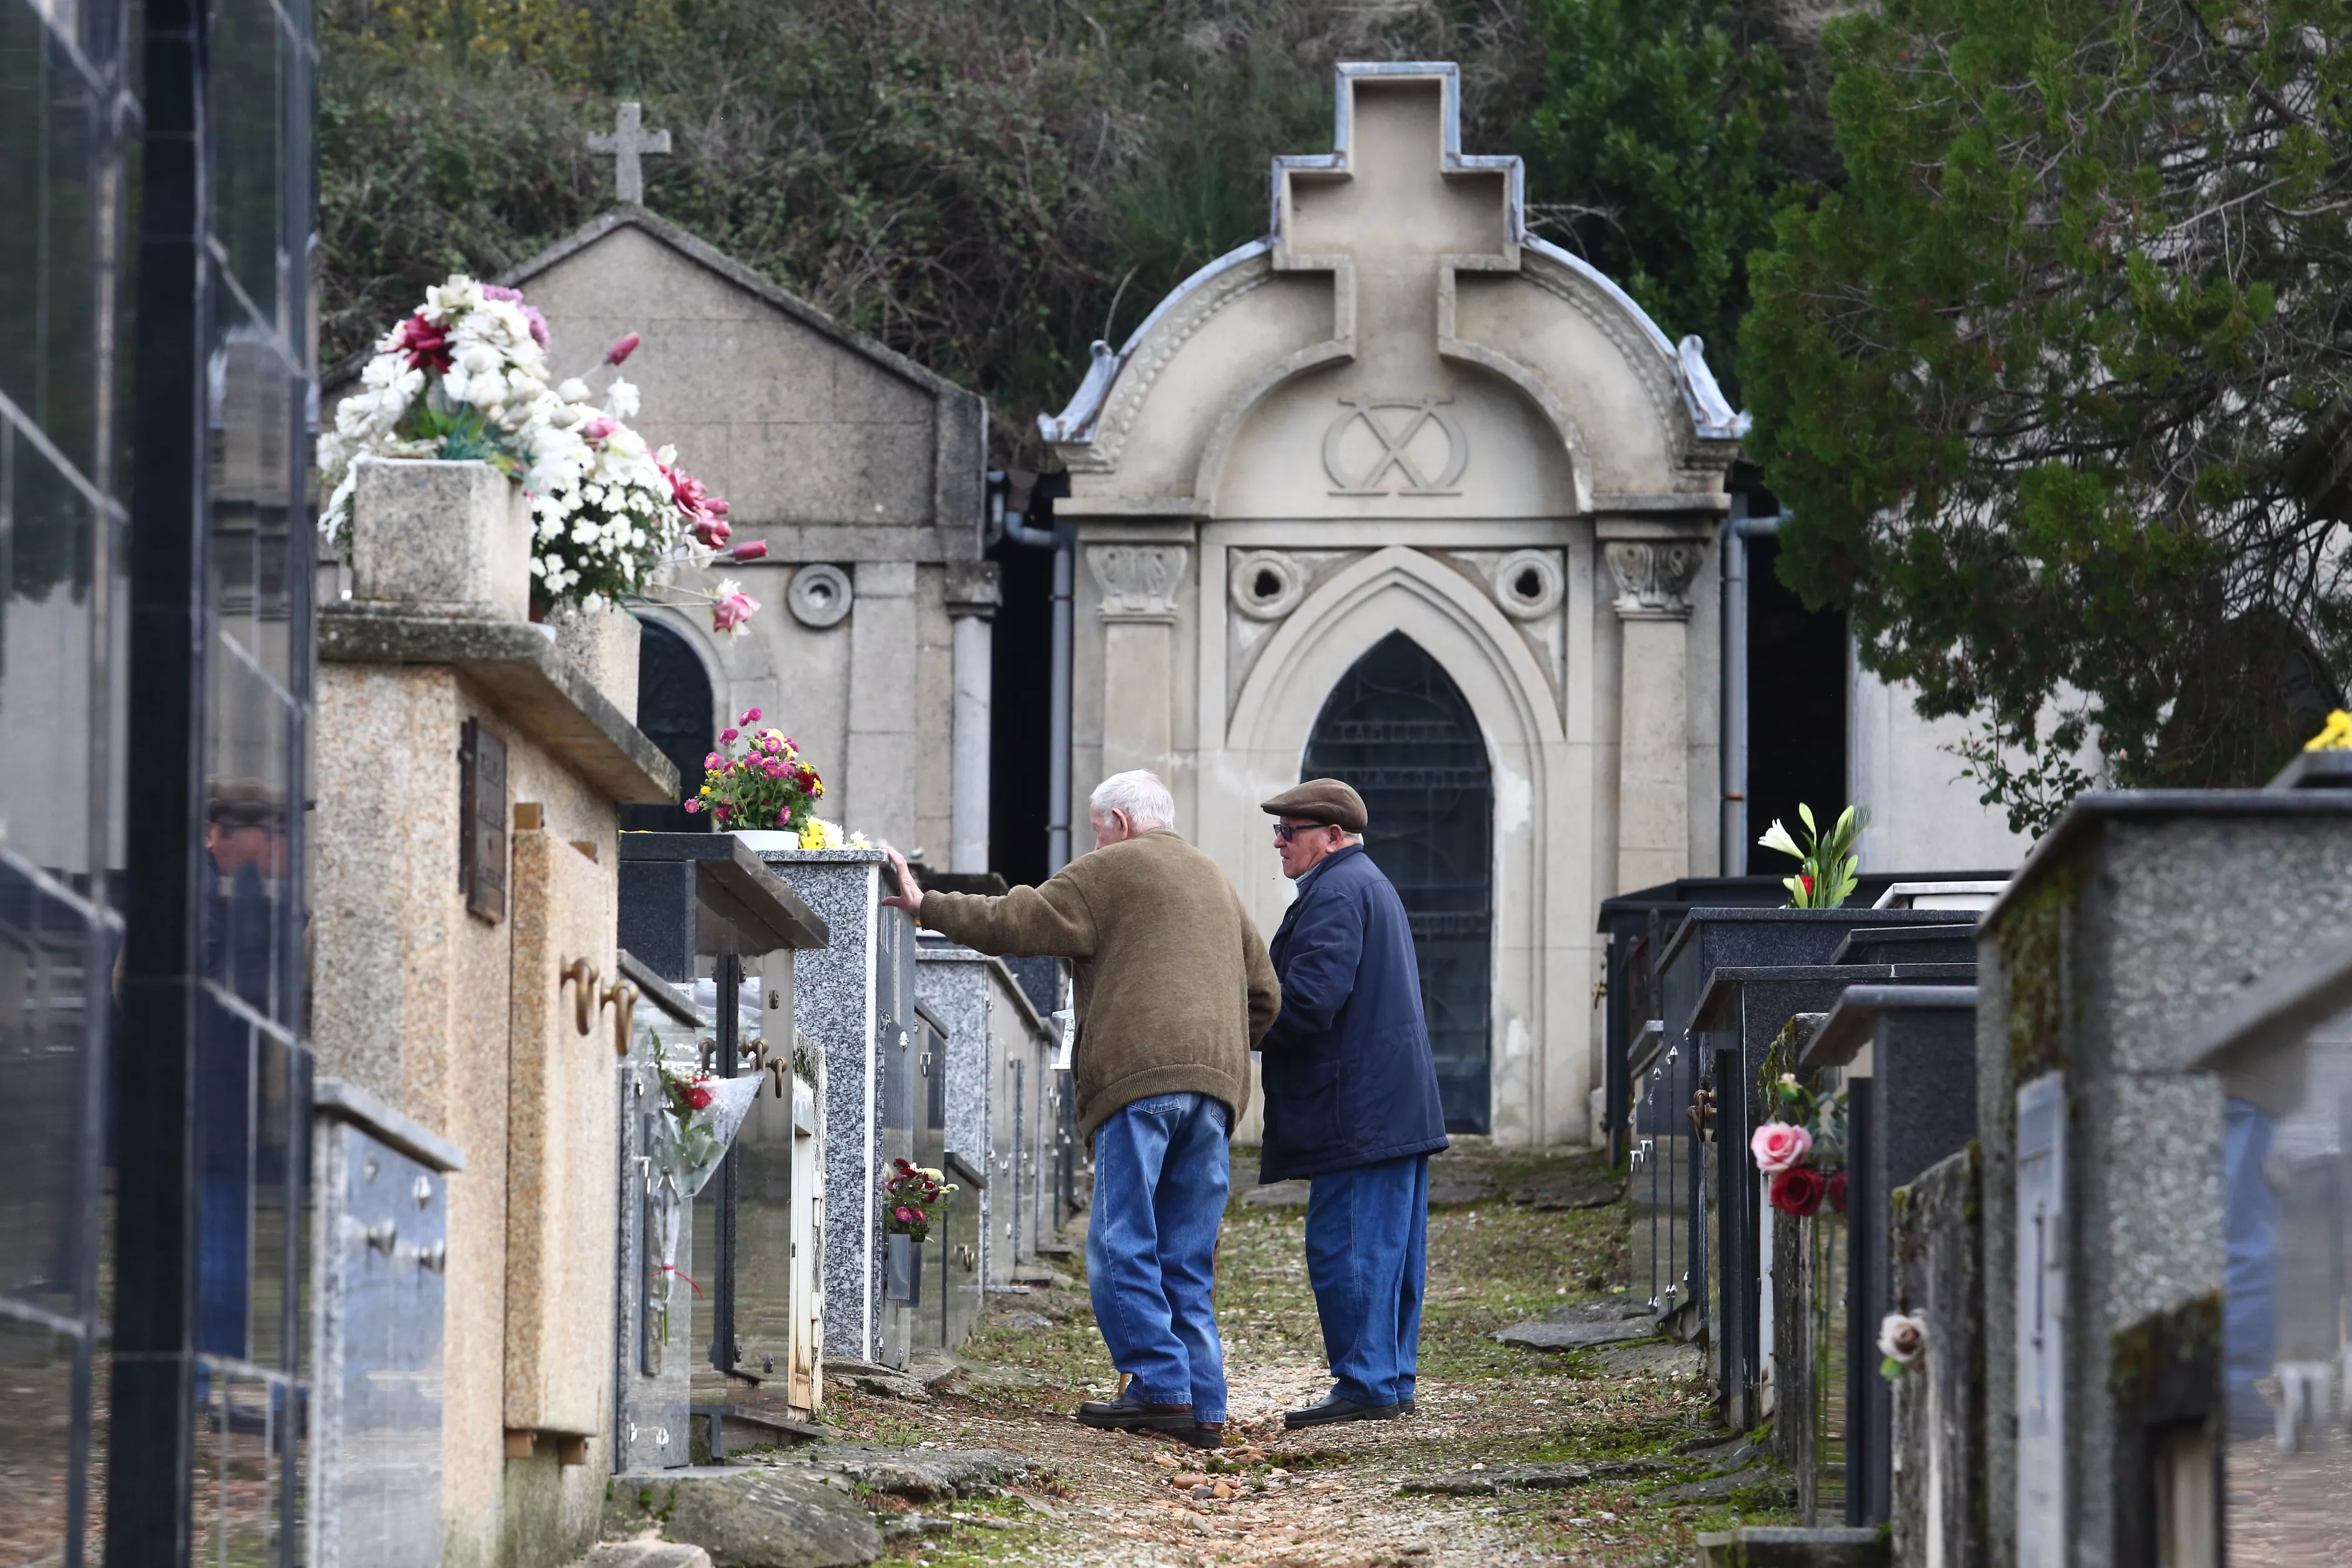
[1034,62,2033,1145]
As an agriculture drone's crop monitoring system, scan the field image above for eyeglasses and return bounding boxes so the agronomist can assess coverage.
[1272,823,1327,843]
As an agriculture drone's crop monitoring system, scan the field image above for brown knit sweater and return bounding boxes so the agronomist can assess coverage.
[918,829,1279,1141]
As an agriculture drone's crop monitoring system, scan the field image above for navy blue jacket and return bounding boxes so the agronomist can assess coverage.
[1258,844,1449,1182]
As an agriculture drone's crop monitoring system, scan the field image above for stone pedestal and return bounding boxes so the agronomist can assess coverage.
[1977,791,2352,1568]
[916,937,1060,1308]
[756,849,918,1366]
[1890,1146,1984,1568]
[549,600,643,722]
[1806,983,1979,1526]
[310,458,678,1568]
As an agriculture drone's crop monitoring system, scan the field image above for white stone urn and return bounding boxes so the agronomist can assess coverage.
[729,829,799,852]
[348,458,533,620]
[549,600,644,721]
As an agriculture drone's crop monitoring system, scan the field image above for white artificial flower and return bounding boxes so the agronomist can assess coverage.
[556,378,589,403]
[606,378,640,418]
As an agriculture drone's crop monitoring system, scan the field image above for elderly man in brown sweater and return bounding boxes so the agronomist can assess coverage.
[883,770,1277,1449]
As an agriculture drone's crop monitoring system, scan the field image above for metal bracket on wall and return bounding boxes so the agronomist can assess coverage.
[560,958,600,1036]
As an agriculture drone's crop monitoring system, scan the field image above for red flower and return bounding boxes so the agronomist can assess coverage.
[686,1081,714,1111]
[1798,873,1815,895]
[607,332,642,365]
[393,312,453,373]
[1770,1167,1827,1217]
[731,540,769,562]
[1826,1171,1848,1214]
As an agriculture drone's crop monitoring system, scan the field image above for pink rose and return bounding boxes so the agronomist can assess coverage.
[1750,1121,1813,1174]
[731,540,769,562]
[579,416,617,443]
[712,589,758,633]
[606,332,641,365]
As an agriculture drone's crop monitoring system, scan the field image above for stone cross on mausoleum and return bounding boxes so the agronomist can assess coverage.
[590,101,672,204]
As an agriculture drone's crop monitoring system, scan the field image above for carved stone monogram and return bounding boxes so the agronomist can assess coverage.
[1087,545,1188,622]
[1604,540,1706,620]
[1322,397,1467,496]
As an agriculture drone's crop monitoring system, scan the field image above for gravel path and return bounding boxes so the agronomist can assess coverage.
[810,1143,1795,1567]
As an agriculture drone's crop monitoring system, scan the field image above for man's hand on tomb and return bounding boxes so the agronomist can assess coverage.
[879,846,924,918]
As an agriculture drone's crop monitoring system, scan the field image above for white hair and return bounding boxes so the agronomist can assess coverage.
[1089,770,1174,830]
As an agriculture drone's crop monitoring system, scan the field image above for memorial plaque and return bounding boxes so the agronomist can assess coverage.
[457,717,507,923]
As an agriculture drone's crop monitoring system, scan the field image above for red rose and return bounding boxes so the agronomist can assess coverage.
[1798,873,1815,895]
[1770,1167,1828,1217]
[393,312,453,373]
[686,1082,714,1111]
[1825,1171,1848,1213]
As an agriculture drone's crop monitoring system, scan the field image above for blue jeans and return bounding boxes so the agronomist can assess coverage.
[1305,1153,1429,1406]
[2223,1096,2278,1421]
[1087,1091,1230,1420]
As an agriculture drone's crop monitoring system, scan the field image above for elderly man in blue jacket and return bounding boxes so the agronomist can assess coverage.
[1259,778,1449,1428]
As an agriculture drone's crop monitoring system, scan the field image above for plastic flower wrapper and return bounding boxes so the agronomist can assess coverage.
[644,1058,764,1331]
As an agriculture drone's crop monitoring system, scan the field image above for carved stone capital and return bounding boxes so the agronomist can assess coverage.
[1604,540,1706,620]
[1088,544,1188,623]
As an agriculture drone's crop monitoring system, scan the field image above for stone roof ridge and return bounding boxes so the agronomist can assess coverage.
[499,204,980,407]
[1037,61,1746,450]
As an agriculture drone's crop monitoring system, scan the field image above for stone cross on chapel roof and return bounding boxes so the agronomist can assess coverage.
[589,102,672,205]
[1272,64,1520,374]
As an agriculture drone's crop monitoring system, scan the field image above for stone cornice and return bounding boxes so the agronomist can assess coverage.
[319,607,679,804]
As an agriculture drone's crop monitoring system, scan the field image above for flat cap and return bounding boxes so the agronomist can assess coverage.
[1260,777,1367,832]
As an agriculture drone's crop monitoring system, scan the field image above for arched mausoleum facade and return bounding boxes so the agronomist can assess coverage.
[1043,62,1745,1148]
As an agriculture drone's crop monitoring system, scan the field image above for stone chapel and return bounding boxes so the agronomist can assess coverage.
[1032,63,2033,1146]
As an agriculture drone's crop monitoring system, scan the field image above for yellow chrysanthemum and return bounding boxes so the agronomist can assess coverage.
[2306,710,2352,752]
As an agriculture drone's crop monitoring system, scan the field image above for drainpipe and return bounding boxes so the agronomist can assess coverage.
[993,473,1077,874]
[1720,500,1784,875]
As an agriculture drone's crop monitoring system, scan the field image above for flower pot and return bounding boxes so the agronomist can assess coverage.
[886,1232,920,1305]
[349,458,534,620]
[549,600,643,721]
[731,830,800,853]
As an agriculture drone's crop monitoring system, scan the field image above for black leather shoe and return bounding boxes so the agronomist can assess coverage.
[1282,1392,1401,1429]
[1181,1422,1227,1450]
[1399,1397,1416,1415]
[1076,1388,1194,1432]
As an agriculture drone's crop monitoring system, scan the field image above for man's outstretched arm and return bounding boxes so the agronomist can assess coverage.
[883,844,1099,959]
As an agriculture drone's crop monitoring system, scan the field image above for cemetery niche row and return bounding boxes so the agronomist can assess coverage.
[303,459,1080,1560]
[1640,784,2352,1568]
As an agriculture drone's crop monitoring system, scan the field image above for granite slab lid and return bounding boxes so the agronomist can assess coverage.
[1660,903,1985,976]
[1595,871,2013,935]
[2186,934,2352,1086]
[1687,963,1978,1038]
[1829,924,1977,965]
[1803,984,1980,1071]
[2266,748,2352,791]
[1983,789,2352,932]
[619,832,829,951]
[617,947,700,1025]
[314,1076,467,1173]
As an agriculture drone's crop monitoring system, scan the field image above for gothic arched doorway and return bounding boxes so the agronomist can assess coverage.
[624,619,716,832]
[1301,630,1493,1133]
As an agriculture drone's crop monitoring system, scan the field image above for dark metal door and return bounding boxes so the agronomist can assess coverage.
[1302,632,1493,1133]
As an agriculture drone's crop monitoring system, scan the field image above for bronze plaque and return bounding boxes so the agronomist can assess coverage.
[459,717,509,923]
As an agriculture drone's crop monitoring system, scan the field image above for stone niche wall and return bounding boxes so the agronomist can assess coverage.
[309,458,674,1568]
